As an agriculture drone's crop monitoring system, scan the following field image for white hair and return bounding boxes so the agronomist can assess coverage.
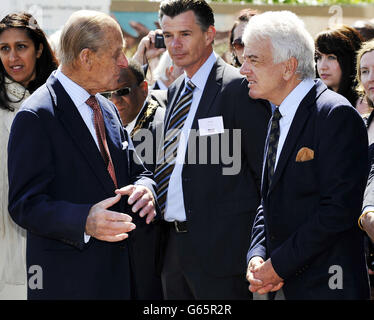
[59,10,120,66]
[242,10,315,79]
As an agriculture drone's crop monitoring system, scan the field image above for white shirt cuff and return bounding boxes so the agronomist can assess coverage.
[84,232,91,243]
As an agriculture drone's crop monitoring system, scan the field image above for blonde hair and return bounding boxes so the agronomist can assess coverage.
[59,10,120,66]
[356,39,374,100]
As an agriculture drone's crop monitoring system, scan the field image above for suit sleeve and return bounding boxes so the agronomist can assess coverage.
[8,109,91,249]
[270,105,368,279]
[247,203,267,263]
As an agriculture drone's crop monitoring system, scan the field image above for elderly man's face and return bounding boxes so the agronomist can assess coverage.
[240,38,287,106]
[90,25,128,93]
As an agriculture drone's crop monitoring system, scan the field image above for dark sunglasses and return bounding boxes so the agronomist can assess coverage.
[101,86,134,99]
[232,38,244,51]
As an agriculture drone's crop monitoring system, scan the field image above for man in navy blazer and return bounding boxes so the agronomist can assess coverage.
[241,11,370,299]
[7,11,157,299]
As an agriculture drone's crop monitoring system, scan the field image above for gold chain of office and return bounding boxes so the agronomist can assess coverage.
[130,98,159,138]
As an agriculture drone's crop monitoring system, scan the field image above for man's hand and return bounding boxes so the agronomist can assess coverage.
[132,30,166,66]
[85,194,135,242]
[361,211,374,242]
[115,185,156,224]
[246,256,265,293]
[246,256,284,295]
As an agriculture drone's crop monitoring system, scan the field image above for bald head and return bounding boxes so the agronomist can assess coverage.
[59,10,122,67]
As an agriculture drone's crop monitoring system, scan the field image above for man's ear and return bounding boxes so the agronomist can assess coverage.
[140,80,148,99]
[205,25,216,45]
[283,56,298,81]
[79,48,93,70]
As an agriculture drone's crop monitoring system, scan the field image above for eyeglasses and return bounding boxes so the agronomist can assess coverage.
[101,86,134,99]
[232,38,244,51]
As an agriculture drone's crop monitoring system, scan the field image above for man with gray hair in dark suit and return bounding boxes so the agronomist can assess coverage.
[242,10,370,300]
[8,10,157,299]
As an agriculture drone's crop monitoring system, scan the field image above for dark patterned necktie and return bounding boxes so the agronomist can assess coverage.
[86,96,118,188]
[154,80,196,216]
[267,107,282,186]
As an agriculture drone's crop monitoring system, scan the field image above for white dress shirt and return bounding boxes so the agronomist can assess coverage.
[164,51,217,222]
[55,67,102,243]
[55,67,102,149]
[274,78,315,170]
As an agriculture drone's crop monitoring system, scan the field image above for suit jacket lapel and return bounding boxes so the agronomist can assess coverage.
[46,75,117,194]
[268,81,325,194]
[261,121,272,198]
[99,96,129,188]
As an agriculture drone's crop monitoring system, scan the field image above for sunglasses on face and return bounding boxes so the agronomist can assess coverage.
[232,38,244,51]
[101,86,135,99]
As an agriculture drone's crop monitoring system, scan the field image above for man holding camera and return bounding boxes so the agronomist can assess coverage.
[154,0,271,299]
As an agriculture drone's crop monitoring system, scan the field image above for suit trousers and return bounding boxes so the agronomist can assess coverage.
[161,224,251,300]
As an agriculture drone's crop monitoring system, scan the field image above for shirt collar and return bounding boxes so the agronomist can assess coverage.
[278,78,315,119]
[55,66,92,108]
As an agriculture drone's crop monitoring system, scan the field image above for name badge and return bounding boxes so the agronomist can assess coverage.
[198,116,224,136]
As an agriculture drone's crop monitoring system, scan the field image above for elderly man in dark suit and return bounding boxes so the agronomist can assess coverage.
[154,0,271,299]
[242,10,370,300]
[7,10,157,299]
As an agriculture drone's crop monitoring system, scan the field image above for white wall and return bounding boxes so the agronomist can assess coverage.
[0,0,111,35]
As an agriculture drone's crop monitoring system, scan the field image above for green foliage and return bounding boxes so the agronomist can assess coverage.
[210,0,374,4]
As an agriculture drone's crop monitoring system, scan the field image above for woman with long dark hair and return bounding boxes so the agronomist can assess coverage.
[315,25,363,107]
[0,12,57,299]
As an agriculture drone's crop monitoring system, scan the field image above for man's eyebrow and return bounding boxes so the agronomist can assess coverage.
[245,54,259,59]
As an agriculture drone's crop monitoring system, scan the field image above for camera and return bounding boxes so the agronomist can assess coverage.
[155,34,166,48]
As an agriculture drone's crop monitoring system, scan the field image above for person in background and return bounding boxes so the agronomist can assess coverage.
[315,25,363,108]
[355,40,374,146]
[108,58,166,172]
[355,40,374,297]
[7,10,157,300]
[132,30,166,85]
[353,20,374,42]
[242,10,370,300]
[0,12,58,300]
[152,51,183,90]
[357,40,374,239]
[228,8,257,68]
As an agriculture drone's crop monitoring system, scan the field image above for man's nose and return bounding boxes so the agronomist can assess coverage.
[239,60,251,76]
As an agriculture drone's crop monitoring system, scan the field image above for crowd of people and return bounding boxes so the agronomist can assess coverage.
[1,0,374,300]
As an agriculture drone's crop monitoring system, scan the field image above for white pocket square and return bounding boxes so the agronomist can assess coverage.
[122,141,128,150]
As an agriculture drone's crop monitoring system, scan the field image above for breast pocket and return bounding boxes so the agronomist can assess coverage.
[290,159,318,192]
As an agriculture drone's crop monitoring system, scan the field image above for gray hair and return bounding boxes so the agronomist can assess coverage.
[58,10,119,66]
[242,10,315,80]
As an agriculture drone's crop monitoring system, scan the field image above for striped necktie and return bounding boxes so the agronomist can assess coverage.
[267,107,282,186]
[154,80,196,216]
[86,96,118,188]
